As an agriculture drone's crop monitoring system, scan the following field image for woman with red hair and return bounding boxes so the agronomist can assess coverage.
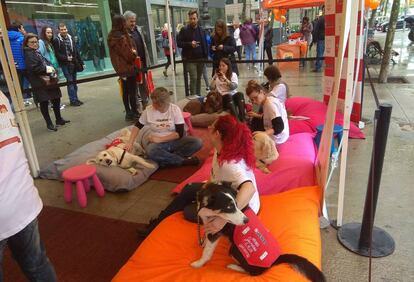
[137,115,259,237]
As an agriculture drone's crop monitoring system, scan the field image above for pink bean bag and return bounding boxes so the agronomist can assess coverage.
[286,96,365,139]
[172,133,316,195]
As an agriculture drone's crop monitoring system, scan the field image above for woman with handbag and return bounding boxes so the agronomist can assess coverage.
[108,15,139,121]
[38,26,59,70]
[210,19,238,76]
[24,33,69,132]
[161,23,176,77]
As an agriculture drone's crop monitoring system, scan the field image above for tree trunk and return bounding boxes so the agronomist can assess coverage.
[378,0,400,83]
[369,8,377,29]
[241,0,247,22]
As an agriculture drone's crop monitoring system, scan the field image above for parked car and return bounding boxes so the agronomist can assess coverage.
[378,16,412,32]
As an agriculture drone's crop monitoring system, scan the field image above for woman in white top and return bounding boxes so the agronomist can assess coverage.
[246,80,289,145]
[263,65,289,104]
[209,57,246,121]
[233,22,242,61]
[126,87,202,167]
[137,115,260,237]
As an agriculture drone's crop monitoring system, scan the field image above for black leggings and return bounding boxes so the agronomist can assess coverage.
[236,46,242,61]
[222,92,246,122]
[148,183,203,232]
[165,53,176,70]
[122,76,138,115]
[39,98,62,126]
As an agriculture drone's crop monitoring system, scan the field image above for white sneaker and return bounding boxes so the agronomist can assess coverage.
[23,99,32,107]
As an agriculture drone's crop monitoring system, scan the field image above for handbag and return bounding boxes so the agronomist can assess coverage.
[39,75,59,86]
[75,60,84,72]
[161,37,169,48]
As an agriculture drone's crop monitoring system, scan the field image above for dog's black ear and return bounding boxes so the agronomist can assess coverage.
[221,181,233,189]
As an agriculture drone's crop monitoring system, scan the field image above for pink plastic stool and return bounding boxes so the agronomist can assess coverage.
[62,164,105,208]
[182,111,194,136]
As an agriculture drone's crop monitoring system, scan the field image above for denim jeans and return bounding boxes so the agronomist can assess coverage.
[144,136,202,167]
[315,40,325,71]
[0,218,57,282]
[245,43,257,63]
[185,62,204,96]
[61,64,79,102]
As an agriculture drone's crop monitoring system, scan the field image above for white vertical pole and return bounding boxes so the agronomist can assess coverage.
[316,0,352,211]
[118,0,123,15]
[336,0,364,227]
[165,0,177,103]
[0,6,40,176]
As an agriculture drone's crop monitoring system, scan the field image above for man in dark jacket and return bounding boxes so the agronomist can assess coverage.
[124,10,151,110]
[177,9,208,97]
[8,22,31,105]
[264,20,274,65]
[53,23,84,106]
[312,6,325,72]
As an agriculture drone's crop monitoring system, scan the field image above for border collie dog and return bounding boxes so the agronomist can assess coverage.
[191,183,326,282]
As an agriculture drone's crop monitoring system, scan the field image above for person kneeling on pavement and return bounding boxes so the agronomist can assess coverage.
[125,87,203,167]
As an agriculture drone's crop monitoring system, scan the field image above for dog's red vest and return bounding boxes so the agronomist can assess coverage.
[233,208,281,268]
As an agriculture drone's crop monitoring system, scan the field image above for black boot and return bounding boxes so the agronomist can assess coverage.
[233,92,246,122]
[125,112,134,121]
[47,123,57,132]
[56,118,71,126]
[223,94,239,121]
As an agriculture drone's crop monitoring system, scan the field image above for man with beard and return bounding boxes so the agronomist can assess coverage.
[177,9,208,97]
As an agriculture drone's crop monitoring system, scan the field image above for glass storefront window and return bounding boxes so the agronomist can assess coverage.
[5,0,114,78]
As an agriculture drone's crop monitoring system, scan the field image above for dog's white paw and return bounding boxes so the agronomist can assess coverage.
[128,168,138,175]
[190,260,204,268]
[227,264,246,273]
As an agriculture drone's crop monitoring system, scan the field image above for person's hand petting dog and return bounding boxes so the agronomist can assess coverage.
[125,141,134,152]
[203,216,227,234]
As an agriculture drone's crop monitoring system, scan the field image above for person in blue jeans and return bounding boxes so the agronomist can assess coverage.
[312,6,325,72]
[125,87,203,167]
[0,92,57,281]
[53,23,84,106]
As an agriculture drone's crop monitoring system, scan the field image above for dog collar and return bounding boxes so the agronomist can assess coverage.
[118,149,127,165]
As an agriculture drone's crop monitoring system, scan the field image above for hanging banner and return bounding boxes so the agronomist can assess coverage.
[323,0,364,122]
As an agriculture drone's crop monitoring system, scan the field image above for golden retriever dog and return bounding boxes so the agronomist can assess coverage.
[87,128,155,175]
[253,132,279,174]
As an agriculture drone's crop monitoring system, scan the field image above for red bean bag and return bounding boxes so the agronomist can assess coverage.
[286,96,365,139]
[172,133,316,195]
[112,186,322,282]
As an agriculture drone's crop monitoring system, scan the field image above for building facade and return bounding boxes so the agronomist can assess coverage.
[2,0,223,77]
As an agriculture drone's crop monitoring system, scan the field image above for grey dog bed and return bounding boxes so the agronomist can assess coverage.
[39,126,158,192]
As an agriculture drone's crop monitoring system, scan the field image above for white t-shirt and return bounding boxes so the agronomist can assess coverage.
[233,28,242,46]
[211,72,238,96]
[268,83,287,104]
[262,96,290,144]
[211,150,260,214]
[0,92,43,240]
[139,103,184,137]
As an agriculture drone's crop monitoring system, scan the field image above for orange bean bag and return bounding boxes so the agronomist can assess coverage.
[112,186,322,282]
